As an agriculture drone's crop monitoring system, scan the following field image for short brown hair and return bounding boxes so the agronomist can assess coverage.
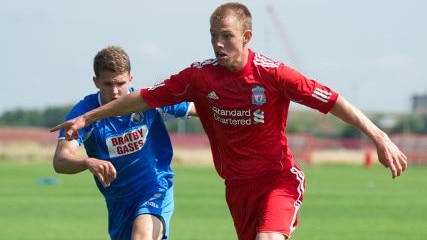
[210,2,252,32]
[93,46,131,76]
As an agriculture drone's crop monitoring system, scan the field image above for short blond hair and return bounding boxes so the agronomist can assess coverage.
[210,2,252,32]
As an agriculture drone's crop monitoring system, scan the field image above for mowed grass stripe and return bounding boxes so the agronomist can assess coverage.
[0,162,425,240]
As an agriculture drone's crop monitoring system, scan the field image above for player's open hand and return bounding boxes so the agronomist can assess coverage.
[376,137,408,179]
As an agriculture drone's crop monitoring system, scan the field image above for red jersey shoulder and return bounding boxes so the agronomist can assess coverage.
[251,52,284,84]
[190,58,219,69]
[253,53,281,69]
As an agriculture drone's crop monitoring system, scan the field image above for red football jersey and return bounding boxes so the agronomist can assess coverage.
[141,49,338,180]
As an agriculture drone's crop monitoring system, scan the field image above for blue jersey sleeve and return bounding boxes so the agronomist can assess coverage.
[58,94,100,146]
[157,102,193,118]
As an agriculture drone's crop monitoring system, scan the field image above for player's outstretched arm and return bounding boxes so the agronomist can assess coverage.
[329,95,408,179]
[50,91,149,139]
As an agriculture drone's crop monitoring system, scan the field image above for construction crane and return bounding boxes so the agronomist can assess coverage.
[266,4,301,70]
[266,4,339,134]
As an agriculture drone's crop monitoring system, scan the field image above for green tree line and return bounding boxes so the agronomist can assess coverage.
[0,106,424,137]
[0,106,72,129]
[0,105,206,134]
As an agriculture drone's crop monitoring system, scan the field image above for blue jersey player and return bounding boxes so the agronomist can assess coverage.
[52,46,195,240]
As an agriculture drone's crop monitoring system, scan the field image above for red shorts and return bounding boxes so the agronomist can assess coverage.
[225,166,305,240]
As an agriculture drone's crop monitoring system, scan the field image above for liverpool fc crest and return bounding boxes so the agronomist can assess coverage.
[251,86,266,105]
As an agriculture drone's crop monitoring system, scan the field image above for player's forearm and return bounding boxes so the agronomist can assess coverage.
[53,152,88,174]
[188,103,198,116]
[329,95,388,144]
[83,91,149,124]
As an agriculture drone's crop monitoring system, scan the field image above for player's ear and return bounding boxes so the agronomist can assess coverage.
[93,76,100,89]
[243,30,252,44]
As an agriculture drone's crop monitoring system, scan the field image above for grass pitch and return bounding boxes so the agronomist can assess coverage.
[0,161,425,240]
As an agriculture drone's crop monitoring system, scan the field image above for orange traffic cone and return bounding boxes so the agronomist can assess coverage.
[365,149,374,168]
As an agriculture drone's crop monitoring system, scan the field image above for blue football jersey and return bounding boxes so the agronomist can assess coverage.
[59,88,192,203]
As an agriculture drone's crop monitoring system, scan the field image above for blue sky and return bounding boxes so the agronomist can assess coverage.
[1,0,426,113]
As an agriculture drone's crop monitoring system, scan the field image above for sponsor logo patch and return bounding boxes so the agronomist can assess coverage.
[106,126,148,157]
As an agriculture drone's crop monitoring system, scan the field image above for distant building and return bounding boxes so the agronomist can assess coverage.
[412,92,427,133]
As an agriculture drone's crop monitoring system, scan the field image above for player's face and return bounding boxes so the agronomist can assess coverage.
[210,14,249,71]
[93,71,133,105]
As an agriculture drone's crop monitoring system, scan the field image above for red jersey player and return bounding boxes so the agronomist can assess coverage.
[51,2,407,240]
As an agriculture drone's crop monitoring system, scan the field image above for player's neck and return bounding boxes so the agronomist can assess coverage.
[227,49,249,72]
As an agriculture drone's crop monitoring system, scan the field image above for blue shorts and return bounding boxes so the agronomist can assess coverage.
[106,186,174,240]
